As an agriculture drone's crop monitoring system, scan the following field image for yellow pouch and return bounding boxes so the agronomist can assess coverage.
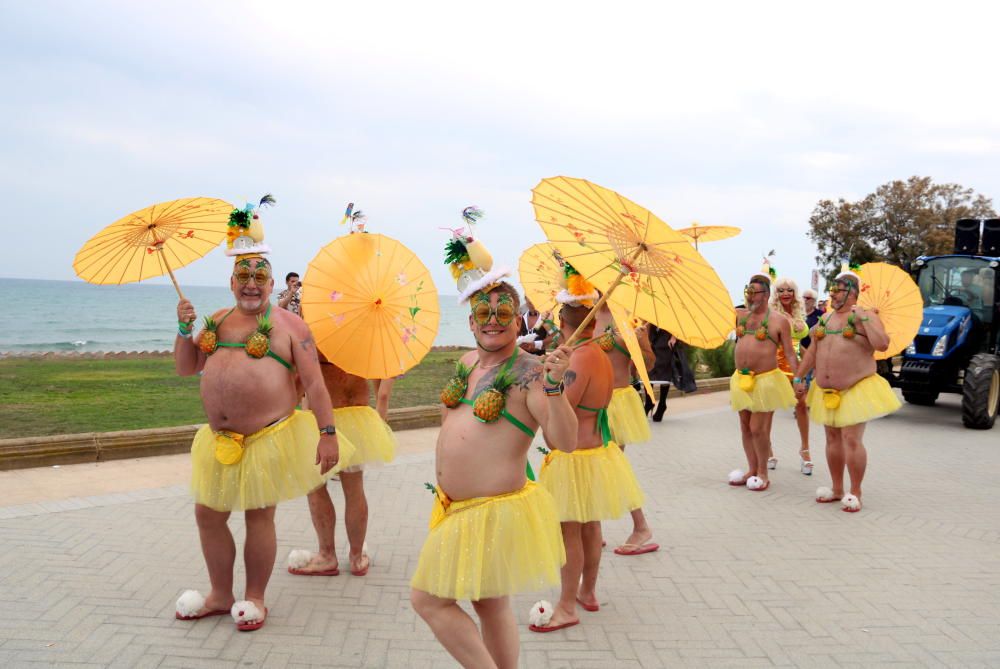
[738,370,756,392]
[822,389,841,410]
[428,485,453,530]
[214,431,246,465]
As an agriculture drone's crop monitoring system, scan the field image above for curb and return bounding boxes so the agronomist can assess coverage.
[0,378,730,471]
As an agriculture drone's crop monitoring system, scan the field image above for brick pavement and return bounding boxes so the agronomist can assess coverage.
[1,392,999,668]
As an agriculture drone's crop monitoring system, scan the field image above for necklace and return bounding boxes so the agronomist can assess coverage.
[477,357,507,370]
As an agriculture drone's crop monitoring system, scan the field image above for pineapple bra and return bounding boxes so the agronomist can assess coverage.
[208,305,294,371]
[454,350,534,438]
[736,307,777,345]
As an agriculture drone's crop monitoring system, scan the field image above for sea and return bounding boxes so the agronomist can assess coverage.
[0,278,476,353]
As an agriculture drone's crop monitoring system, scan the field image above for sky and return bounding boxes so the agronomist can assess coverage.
[3,0,1000,303]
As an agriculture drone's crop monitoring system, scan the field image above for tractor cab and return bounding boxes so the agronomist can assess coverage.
[892,218,1000,428]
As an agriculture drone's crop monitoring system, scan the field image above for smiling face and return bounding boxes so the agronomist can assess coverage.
[468,286,521,352]
[231,257,274,314]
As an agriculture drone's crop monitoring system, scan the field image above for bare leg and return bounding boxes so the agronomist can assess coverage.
[471,596,519,669]
[796,396,811,464]
[301,485,339,572]
[738,410,757,479]
[243,505,276,617]
[193,504,236,614]
[750,411,774,484]
[339,471,370,573]
[824,425,846,497]
[841,423,868,501]
[618,444,653,547]
[411,590,498,669]
[577,521,602,608]
[541,522,581,628]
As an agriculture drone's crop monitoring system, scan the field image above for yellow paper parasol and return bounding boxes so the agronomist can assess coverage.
[856,262,923,361]
[301,233,440,379]
[518,242,563,313]
[677,222,741,251]
[531,176,735,348]
[73,197,234,299]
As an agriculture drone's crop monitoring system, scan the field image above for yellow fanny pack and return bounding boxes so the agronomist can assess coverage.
[822,389,841,410]
[738,369,756,392]
[214,430,246,465]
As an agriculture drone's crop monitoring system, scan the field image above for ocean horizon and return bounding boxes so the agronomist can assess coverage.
[1,277,475,353]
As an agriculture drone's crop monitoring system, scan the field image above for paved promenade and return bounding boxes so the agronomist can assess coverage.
[1,391,999,668]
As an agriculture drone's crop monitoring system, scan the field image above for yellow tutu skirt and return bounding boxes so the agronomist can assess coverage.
[332,406,396,472]
[730,368,796,413]
[190,410,356,512]
[410,482,565,601]
[806,374,901,428]
[607,386,651,445]
[539,442,645,522]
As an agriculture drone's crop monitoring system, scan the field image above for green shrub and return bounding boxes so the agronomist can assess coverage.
[699,340,736,378]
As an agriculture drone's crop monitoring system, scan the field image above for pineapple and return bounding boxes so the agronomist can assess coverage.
[440,362,472,408]
[842,325,855,339]
[754,326,767,341]
[815,325,826,340]
[473,371,515,423]
[597,330,615,352]
[245,314,272,358]
[198,316,218,354]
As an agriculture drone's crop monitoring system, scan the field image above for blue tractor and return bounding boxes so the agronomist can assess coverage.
[887,218,1000,428]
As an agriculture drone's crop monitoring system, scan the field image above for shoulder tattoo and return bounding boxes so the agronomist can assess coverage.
[563,370,578,387]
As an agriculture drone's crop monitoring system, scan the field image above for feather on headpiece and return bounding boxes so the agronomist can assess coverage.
[226,194,274,258]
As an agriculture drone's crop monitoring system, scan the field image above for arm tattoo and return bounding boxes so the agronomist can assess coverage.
[519,365,543,391]
[562,370,578,387]
[300,336,318,360]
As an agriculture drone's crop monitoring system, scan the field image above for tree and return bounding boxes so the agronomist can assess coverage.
[807,176,995,279]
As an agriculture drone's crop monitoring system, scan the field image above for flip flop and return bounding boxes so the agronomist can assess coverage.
[815,486,842,503]
[576,597,599,612]
[288,566,340,576]
[529,620,579,633]
[350,554,370,577]
[841,494,862,513]
[614,542,660,556]
[175,608,229,621]
[236,607,268,632]
[746,476,770,491]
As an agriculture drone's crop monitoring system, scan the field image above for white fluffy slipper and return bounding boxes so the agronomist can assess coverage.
[231,600,264,625]
[175,589,205,618]
[286,549,313,570]
[816,486,838,503]
[528,600,554,627]
[746,476,766,490]
[728,469,746,484]
[841,494,862,512]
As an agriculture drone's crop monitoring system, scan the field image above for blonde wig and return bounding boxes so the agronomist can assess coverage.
[769,277,806,331]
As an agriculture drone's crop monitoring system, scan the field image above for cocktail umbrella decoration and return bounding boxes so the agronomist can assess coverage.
[73,197,234,299]
[676,222,741,251]
[301,232,440,378]
[856,262,923,361]
[531,176,734,349]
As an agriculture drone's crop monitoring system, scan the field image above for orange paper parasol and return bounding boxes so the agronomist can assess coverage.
[301,233,440,379]
[518,242,563,314]
[857,262,923,361]
[677,222,741,251]
[73,197,234,299]
[531,176,734,348]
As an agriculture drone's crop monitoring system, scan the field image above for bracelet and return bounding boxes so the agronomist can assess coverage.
[543,382,564,396]
[545,372,562,386]
[178,329,193,339]
[177,320,193,335]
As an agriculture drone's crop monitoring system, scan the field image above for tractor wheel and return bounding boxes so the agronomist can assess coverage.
[961,353,1000,429]
[903,391,938,406]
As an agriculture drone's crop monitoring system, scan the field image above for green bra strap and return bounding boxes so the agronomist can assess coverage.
[612,339,630,357]
[456,398,534,437]
[215,342,244,348]
[525,461,536,481]
[266,350,293,370]
[576,404,613,446]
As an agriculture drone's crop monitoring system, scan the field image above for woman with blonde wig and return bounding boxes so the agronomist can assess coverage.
[768,277,813,475]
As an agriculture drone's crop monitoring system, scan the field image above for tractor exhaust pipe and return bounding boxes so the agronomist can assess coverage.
[954,218,981,255]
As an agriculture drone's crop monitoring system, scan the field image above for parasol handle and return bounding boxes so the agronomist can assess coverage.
[563,248,644,346]
[156,245,187,302]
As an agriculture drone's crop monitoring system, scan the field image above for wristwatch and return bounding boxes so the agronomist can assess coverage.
[319,425,337,436]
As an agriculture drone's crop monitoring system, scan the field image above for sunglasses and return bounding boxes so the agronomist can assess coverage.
[828,286,850,295]
[472,301,517,327]
[744,286,766,296]
[234,266,272,286]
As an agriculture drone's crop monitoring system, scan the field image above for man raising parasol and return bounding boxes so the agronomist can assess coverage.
[728,261,798,492]
[794,265,900,513]
[409,212,578,668]
[172,197,349,632]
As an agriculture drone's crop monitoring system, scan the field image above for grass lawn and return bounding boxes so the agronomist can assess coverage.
[0,350,467,439]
